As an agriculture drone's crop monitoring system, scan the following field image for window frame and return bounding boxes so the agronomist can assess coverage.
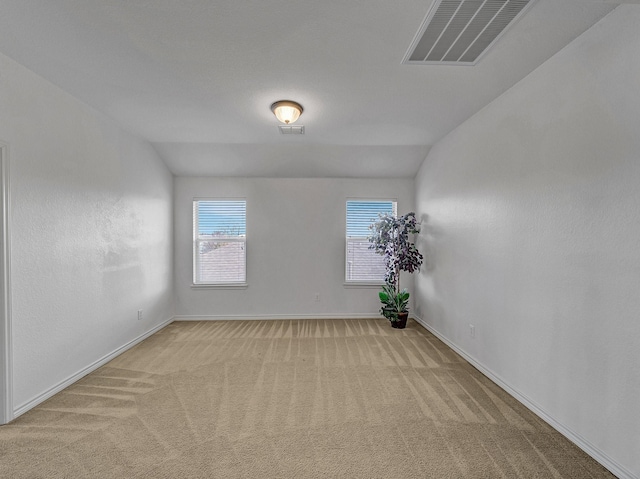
[192,198,247,287]
[344,198,397,286]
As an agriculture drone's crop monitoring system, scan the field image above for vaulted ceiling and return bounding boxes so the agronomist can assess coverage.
[0,0,624,177]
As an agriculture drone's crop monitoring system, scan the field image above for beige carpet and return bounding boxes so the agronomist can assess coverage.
[0,319,615,478]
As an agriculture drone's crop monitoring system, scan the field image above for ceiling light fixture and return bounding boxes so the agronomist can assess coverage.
[271,100,303,124]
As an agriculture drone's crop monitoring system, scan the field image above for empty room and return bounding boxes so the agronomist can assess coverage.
[0,0,638,477]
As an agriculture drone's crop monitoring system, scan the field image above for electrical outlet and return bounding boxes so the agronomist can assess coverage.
[469,324,475,338]
[138,310,143,321]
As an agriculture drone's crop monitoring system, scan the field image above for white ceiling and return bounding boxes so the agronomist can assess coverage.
[0,0,621,178]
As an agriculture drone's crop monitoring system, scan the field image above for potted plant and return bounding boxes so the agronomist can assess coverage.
[378,283,410,329]
[369,212,423,329]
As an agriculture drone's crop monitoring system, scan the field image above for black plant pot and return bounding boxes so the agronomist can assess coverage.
[381,306,395,321]
[391,312,408,329]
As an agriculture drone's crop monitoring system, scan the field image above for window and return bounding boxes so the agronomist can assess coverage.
[345,200,397,283]
[193,199,246,285]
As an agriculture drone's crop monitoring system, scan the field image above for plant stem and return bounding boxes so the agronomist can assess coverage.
[395,226,400,295]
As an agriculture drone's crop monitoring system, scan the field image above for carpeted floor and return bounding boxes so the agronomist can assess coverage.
[0,319,615,478]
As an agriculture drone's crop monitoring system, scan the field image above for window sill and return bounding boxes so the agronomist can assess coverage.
[343,282,385,289]
[191,283,248,289]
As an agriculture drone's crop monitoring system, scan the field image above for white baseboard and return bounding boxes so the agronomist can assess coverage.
[13,317,175,419]
[173,313,380,321]
[412,315,636,479]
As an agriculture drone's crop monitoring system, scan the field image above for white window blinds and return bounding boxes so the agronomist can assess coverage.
[345,200,396,282]
[193,199,246,284]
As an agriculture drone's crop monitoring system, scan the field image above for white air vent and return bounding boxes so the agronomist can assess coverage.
[403,0,535,65]
[278,125,305,135]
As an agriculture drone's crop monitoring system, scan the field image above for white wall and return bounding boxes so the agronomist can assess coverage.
[414,6,639,478]
[0,52,174,414]
[175,177,414,319]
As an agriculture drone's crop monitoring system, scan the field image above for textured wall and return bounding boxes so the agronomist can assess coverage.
[415,7,640,477]
[0,52,174,411]
[174,177,414,319]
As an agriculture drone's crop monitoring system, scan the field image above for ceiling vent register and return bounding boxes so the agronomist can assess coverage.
[403,0,535,65]
[278,125,305,135]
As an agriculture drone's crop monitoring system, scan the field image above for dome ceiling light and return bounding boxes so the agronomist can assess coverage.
[270,100,303,124]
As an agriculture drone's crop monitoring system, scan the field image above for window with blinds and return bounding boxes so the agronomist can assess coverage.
[346,200,397,283]
[193,199,246,285]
